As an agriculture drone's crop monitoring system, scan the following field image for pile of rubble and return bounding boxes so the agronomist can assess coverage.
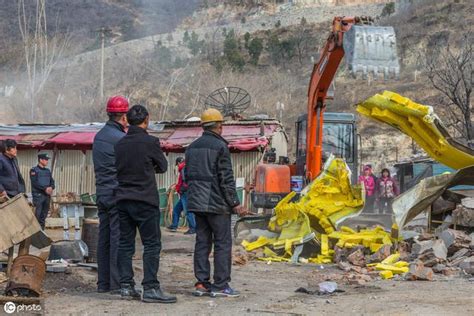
[333,227,473,282]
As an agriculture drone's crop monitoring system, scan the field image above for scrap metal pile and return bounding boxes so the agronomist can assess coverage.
[241,91,474,281]
[241,156,408,278]
[241,157,474,281]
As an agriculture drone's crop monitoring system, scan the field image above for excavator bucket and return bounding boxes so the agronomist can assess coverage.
[344,25,400,79]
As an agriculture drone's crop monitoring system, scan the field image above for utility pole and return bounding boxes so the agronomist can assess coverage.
[96,28,112,100]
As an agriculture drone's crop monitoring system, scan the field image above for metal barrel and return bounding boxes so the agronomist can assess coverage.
[6,255,46,297]
[344,25,400,79]
[81,218,99,263]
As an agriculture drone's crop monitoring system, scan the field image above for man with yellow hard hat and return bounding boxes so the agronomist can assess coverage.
[185,108,248,298]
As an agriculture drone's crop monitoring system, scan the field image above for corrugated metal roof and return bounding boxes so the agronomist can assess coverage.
[0,119,285,152]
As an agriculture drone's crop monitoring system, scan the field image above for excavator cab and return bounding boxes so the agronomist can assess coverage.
[296,112,358,184]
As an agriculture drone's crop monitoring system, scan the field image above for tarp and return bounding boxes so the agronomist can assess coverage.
[392,166,474,228]
[357,91,474,170]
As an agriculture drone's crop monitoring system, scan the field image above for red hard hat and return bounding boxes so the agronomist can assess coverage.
[106,96,129,113]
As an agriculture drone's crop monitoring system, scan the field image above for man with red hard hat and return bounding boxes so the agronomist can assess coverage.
[93,95,129,294]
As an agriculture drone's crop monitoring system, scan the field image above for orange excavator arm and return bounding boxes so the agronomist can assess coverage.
[306,16,361,180]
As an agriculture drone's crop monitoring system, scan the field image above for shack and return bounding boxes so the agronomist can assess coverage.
[0,119,288,204]
[395,157,474,194]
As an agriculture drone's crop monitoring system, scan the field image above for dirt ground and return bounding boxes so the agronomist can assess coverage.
[3,228,474,316]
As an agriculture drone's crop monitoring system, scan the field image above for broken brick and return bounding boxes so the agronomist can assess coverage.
[442,267,460,277]
[405,262,433,281]
[347,248,366,267]
[368,244,391,263]
[418,232,435,241]
[398,241,411,261]
[333,246,349,264]
[337,261,352,272]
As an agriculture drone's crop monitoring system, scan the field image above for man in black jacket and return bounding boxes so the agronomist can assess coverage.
[0,139,25,199]
[185,109,247,298]
[115,105,176,304]
[92,95,129,294]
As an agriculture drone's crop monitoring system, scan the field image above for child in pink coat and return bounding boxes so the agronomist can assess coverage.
[358,165,376,212]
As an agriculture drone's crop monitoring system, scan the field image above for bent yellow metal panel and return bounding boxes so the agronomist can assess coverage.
[357,91,474,169]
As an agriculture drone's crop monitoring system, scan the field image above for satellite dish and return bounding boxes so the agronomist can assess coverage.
[204,86,251,118]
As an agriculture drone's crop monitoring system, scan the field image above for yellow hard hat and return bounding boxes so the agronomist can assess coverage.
[201,108,224,124]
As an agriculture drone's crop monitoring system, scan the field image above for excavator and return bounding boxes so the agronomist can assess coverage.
[250,16,400,211]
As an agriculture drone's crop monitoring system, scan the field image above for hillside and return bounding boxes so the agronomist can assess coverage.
[0,0,472,168]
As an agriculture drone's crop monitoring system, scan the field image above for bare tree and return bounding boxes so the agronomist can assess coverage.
[425,35,473,146]
[18,0,70,121]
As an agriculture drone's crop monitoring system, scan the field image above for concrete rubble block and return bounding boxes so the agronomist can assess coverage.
[449,248,471,262]
[439,229,472,255]
[432,263,446,273]
[441,267,460,277]
[411,240,435,256]
[347,248,366,267]
[416,239,447,267]
[452,204,474,227]
[368,244,391,263]
[470,233,474,250]
[405,262,434,281]
[461,197,474,208]
[459,257,474,275]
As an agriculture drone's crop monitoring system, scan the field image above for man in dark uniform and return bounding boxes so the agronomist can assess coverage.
[185,109,248,298]
[0,139,25,200]
[115,105,176,304]
[30,153,55,229]
[92,95,129,294]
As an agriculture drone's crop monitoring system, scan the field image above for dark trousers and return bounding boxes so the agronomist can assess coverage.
[378,197,394,214]
[170,194,196,230]
[97,195,120,291]
[194,212,232,290]
[364,195,376,213]
[117,200,162,290]
[33,193,50,229]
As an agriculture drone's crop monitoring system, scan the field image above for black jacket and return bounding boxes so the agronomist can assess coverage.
[30,165,55,195]
[185,130,240,214]
[92,120,126,197]
[0,153,25,197]
[114,125,168,207]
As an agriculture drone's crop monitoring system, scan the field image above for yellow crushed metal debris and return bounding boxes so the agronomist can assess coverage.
[357,91,474,170]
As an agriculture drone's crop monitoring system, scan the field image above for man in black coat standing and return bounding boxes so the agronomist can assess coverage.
[115,105,176,304]
[185,109,248,298]
[92,95,129,294]
[0,139,25,200]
